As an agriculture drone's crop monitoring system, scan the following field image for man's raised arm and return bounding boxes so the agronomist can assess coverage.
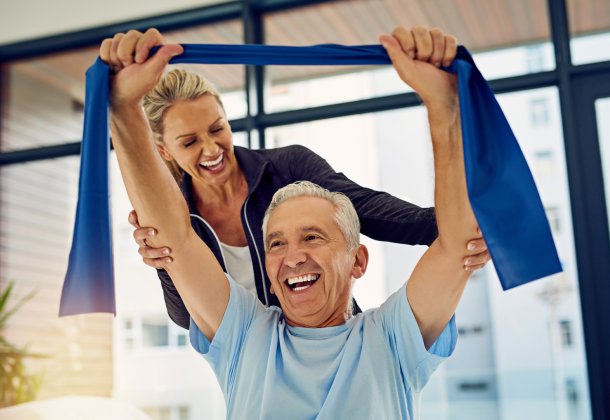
[380,28,482,349]
[102,30,229,341]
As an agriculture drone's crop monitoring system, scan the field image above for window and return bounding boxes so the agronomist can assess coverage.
[534,151,555,180]
[531,99,550,126]
[546,207,561,233]
[527,45,545,73]
[458,326,485,337]
[142,318,169,347]
[459,382,489,392]
[560,320,573,347]
[566,379,579,406]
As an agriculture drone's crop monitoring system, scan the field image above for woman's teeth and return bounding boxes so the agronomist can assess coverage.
[200,153,223,170]
[287,274,320,291]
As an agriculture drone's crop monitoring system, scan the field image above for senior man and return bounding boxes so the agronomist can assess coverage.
[110,25,483,419]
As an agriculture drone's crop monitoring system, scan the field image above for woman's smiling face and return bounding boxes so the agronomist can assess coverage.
[159,94,237,187]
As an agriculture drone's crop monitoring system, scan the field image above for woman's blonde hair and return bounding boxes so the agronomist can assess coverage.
[142,69,225,182]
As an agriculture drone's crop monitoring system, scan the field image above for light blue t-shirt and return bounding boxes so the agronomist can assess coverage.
[190,274,457,420]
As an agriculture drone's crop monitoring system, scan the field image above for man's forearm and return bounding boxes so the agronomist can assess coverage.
[110,103,191,249]
[429,108,479,250]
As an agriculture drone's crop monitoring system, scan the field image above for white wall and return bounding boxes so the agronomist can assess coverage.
[0,0,229,46]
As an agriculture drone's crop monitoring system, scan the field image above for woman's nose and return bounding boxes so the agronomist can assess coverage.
[201,140,220,156]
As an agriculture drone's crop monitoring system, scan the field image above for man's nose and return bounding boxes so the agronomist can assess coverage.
[283,243,307,269]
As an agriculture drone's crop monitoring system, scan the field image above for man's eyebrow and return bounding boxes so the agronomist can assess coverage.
[265,231,282,246]
[299,226,327,236]
[174,118,223,140]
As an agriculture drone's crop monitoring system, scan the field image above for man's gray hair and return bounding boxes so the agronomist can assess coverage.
[262,181,360,251]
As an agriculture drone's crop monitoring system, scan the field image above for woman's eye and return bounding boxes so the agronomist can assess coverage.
[183,140,196,148]
[211,127,224,134]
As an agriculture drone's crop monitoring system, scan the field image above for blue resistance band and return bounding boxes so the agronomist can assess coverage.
[59,44,562,316]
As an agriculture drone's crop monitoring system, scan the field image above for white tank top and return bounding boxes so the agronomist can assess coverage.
[219,242,257,295]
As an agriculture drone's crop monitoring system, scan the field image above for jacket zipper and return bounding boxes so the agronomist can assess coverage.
[189,214,228,273]
[243,196,269,306]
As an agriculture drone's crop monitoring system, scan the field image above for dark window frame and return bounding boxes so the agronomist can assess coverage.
[0,0,609,418]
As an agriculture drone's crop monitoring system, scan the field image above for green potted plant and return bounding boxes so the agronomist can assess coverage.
[0,282,46,408]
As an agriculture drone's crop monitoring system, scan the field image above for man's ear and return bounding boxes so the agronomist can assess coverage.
[156,143,174,161]
[351,244,369,280]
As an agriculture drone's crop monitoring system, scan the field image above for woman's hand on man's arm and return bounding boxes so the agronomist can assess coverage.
[128,210,173,268]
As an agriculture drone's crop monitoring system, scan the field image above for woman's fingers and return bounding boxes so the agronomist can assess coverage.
[133,226,156,247]
[443,34,458,67]
[138,244,171,259]
[117,29,142,67]
[127,210,140,228]
[143,256,172,269]
[135,28,166,64]
[467,237,487,251]
[428,28,445,68]
[464,250,491,270]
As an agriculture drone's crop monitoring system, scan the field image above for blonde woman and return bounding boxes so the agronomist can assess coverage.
[101,28,490,330]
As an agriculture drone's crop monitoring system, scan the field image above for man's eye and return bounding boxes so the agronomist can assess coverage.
[270,241,281,248]
[211,127,224,134]
[306,235,318,241]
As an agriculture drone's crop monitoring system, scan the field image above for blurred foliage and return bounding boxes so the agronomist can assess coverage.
[0,281,46,408]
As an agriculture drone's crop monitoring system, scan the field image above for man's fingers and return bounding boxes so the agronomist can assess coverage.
[133,227,156,246]
[428,28,445,68]
[443,34,458,67]
[117,30,142,67]
[100,38,113,65]
[412,26,433,62]
[391,25,415,58]
[379,34,414,82]
[135,28,166,64]
[140,44,184,82]
[143,256,172,269]
[110,33,126,72]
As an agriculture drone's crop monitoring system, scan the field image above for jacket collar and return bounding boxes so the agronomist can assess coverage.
[179,146,269,214]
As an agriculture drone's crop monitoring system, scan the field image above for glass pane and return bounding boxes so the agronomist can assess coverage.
[0,20,246,153]
[266,86,591,419]
[264,0,554,112]
[142,319,169,347]
[0,156,113,398]
[595,97,610,234]
[567,0,610,65]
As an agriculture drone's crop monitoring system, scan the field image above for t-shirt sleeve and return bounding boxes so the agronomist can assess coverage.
[372,281,457,393]
[189,273,267,399]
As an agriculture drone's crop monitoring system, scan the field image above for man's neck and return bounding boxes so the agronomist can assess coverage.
[284,305,353,329]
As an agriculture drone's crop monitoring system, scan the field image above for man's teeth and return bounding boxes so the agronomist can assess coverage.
[200,153,223,167]
[287,274,320,285]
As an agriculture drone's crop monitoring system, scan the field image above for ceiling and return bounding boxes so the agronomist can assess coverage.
[5,0,610,99]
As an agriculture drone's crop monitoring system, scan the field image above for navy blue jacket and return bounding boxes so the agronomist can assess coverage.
[158,145,438,330]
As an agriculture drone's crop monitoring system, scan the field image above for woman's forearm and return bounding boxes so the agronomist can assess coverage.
[110,103,192,249]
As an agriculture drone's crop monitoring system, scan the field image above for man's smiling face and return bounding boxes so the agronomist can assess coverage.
[264,196,367,328]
